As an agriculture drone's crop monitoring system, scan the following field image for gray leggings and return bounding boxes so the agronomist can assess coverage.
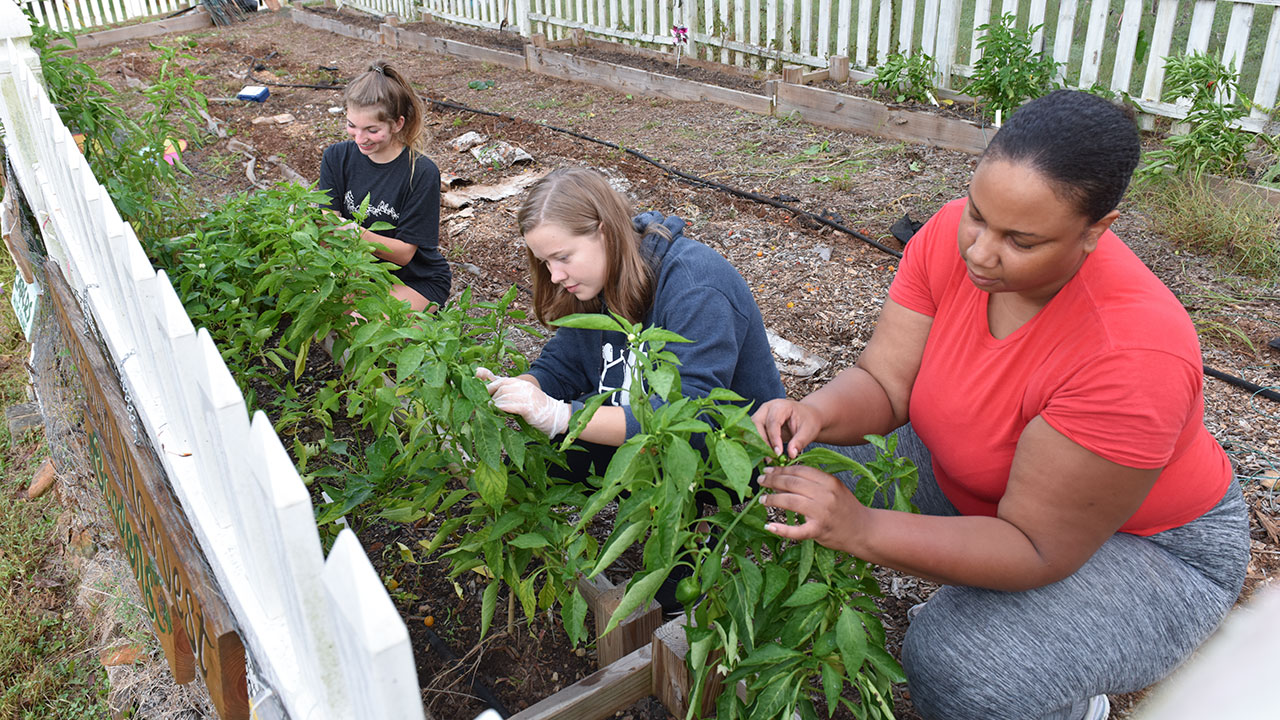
[820,426,1250,720]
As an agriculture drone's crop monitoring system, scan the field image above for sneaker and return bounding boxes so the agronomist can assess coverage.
[1081,694,1109,720]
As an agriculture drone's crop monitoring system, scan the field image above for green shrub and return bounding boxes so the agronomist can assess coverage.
[860,52,939,105]
[1139,52,1256,180]
[963,14,1060,123]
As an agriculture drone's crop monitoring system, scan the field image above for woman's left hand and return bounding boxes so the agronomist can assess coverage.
[758,464,866,551]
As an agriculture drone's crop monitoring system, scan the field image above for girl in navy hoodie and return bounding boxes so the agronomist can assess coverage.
[477,166,784,481]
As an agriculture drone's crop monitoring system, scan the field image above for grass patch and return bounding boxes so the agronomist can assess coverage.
[1135,175,1280,280]
[0,250,112,718]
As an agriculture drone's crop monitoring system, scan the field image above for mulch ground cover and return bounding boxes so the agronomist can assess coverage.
[76,7,1280,718]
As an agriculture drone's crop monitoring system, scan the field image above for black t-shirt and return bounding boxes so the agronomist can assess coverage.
[318,140,450,304]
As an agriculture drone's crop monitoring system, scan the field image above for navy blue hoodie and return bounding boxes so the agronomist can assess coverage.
[528,211,785,438]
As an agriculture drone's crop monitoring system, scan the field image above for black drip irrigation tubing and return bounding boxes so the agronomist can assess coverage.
[241,80,1276,403]
[426,97,1280,405]
[1203,366,1280,404]
[425,97,905,259]
[412,618,513,718]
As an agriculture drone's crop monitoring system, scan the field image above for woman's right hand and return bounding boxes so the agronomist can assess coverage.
[475,368,571,437]
[752,398,825,460]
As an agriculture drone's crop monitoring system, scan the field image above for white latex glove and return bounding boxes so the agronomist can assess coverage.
[475,367,571,437]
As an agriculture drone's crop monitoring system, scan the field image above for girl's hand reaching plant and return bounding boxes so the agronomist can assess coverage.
[475,368,571,436]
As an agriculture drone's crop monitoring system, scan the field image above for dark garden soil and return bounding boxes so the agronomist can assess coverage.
[76,7,1280,719]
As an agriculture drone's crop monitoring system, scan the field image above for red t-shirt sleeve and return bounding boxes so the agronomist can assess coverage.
[1039,349,1200,469]
[889,199,967,318]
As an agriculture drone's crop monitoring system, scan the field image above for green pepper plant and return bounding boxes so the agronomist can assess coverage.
[32,25,207,243]
[963,13,1060,124]
[558,312,918,719]
[1139,52,1256,180]
[860,52,940,105]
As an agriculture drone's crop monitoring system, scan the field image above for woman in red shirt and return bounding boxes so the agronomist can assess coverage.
[753,90,1248,720]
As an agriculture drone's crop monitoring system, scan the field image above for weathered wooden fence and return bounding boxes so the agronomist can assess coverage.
[0,2,424,718]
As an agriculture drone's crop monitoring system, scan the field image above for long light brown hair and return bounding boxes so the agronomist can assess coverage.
[518,168,667,325]
[344,60,425,152]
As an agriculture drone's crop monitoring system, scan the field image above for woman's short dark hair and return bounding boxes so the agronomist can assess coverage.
[982,90,1141,223]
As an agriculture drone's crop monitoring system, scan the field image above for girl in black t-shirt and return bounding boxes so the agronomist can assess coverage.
[319,61,449,311]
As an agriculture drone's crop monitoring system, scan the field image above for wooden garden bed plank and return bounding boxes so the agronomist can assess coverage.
[56,6,212,50]
[772,81,992,154]
[390,26,527,69]
[1205,174,1280,210]
[506,644,653,720]
[44,262,250,720]
[525,45,773,115]
[289,6,383,43]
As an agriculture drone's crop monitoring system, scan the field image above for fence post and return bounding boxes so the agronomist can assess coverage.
[0,2,42,83]
[934,0,960,89]
[515,0,531,36]
[322,530,425,720]
[828,54,848,83]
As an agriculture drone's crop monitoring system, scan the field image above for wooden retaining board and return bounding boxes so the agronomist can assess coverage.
[581,37,776,84]
[288,6,383,43]
[1205,174,1280,210]
[296,7,990,155]
[526,45,773,115]
[772,81,993,155]
[388,25,526,70]
[45,263,249,720]
[55,7,214,51]
[507,645,653,720]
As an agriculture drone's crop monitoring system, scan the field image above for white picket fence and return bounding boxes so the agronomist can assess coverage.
[0,2,424,718]
[437,0,1280,133]
[338,0,418,22]
[24,0,1280,132]
[22,0,195,32]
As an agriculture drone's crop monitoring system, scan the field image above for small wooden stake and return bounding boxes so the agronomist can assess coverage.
[27,458,57,499]
[652,616,722,719]
[781,65,803,84]
[531,32,548,47]
[380,23,398,47]
[829,55,850,83]
[578,575,664,667]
